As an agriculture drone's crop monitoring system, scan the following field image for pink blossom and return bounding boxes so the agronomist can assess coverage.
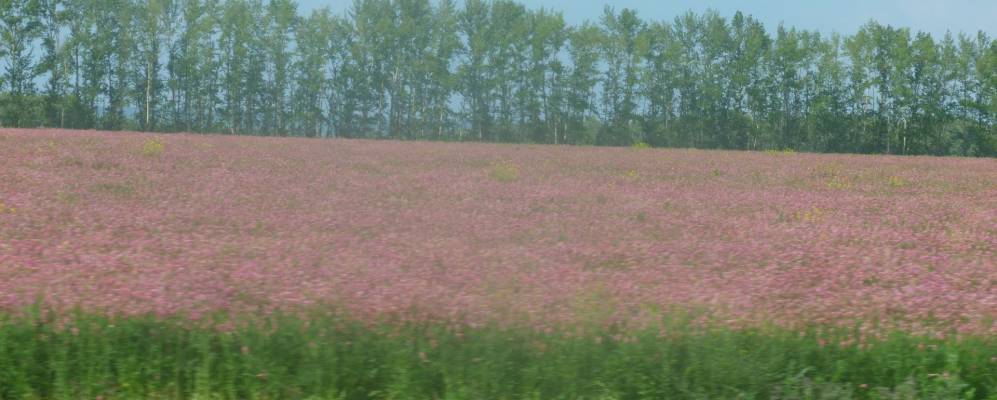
[0,129,994,336]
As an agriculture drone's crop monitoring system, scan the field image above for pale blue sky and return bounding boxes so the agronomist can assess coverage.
[296,0,995,37]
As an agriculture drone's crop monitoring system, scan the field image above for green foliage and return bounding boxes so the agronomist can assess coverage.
[0,311,995,400]
[489,162,520,182]
[92,182,136,197]
[1,0,994,156]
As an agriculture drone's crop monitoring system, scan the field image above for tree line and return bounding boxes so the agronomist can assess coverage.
[1,0,995,156]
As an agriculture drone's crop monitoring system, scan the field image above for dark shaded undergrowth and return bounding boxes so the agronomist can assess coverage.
[0,309,994,400]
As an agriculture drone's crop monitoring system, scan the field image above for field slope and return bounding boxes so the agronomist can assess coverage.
[0,129,995,399]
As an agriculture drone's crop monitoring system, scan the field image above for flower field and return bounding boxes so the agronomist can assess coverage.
[1,128,995,335]
[0,129,995,399]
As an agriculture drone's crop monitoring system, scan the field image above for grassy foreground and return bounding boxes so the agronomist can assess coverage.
[0,311,994,400]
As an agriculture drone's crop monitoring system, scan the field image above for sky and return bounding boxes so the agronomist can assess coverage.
[296,0,996,38]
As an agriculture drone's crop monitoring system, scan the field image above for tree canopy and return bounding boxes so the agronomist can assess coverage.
[1,0,994,156]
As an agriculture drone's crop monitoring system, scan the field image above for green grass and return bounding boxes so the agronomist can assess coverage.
[0,309,994,399]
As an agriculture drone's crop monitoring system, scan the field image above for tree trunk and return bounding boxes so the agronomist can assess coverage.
[146,58,153,130]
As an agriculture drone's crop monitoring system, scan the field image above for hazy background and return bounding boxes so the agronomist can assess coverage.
[297,0,996,37]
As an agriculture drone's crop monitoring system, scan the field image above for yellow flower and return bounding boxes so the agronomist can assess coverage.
[141,138,165,157]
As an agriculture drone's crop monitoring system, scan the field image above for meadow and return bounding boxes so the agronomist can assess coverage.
[0,129,995,399]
